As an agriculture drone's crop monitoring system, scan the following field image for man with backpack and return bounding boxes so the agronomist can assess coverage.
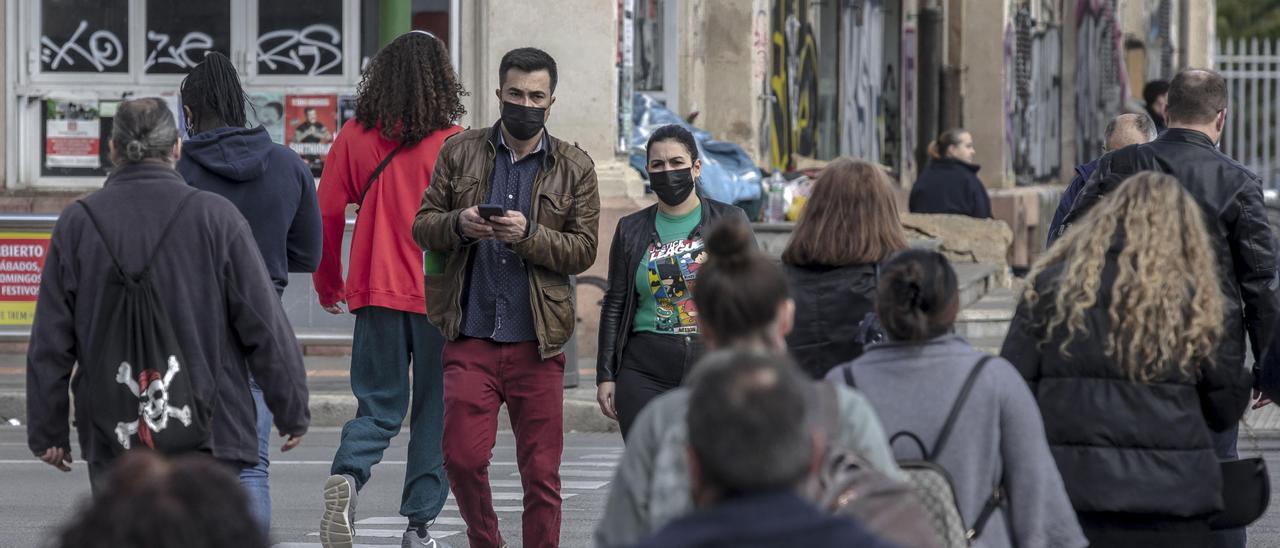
[26,98,310,491]
[631,351,895,548]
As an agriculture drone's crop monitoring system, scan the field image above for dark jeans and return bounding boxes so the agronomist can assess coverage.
[615,332,703,439]
[330,306,448,523]
[1211,424,1246,548]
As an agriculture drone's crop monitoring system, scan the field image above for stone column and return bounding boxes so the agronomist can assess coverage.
[957,0,1013,189]
[696,0,766,164]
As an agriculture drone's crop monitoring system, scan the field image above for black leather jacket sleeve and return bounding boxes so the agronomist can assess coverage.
[1228,180,1280,364]
[596,221,631,383]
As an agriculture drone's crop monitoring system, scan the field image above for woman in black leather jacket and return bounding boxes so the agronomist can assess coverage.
[782,158,908,378]
[595,125,751,438]
[1001,172,1250,547]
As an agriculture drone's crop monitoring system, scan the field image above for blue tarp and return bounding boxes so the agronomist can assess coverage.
[630,93,762,204]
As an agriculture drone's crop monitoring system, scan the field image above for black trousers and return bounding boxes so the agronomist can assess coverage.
[615,332,704,439]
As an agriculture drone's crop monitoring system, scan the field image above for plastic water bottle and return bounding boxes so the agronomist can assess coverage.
[765,171,787,223]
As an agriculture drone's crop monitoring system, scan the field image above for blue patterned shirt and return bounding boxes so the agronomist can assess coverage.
[460,131,545,342]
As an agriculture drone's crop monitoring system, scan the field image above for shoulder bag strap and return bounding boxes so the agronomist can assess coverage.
[966,487,1005,542]
[842,366,857,389]
[77,200,124,277]
[357,141,406,213]
[929,355,994,461]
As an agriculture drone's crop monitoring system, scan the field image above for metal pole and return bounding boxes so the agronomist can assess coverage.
[917,5,943,170]
[449,0,461,73]
[379,0,413,48]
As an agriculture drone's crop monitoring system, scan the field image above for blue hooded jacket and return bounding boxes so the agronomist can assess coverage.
[178,126,321,295]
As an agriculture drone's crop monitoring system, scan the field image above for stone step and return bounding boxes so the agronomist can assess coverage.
[956,287,1018,342]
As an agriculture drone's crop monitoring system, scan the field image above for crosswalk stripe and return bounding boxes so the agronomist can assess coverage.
[357,516,470,526]
[274,544,403,548]
[307,529,461,539]
[488,479,607,490]
[448,492,579,501]
[580,453,622,460]
[524,469,615,478]
[489,461,618,468]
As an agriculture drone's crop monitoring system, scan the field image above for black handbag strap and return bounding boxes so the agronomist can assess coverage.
[930,355,993,460]
[357,141,406,212]
[967,486,1005,542]
[78,190,200,278]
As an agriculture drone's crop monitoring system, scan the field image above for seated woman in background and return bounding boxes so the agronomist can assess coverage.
[782,157,908,378]
[1001,171,1250,548]
[827,249,1085,548]
[909,128,992,219]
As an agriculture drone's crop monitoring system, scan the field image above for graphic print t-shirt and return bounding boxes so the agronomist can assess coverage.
[633,205,705,334]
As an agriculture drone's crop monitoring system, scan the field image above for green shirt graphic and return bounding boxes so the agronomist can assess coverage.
[633,204,705,334]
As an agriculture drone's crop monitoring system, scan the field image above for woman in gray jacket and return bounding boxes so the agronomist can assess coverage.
[827,250,1086,548]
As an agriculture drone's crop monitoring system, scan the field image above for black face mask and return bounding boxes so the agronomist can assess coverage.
[501,101,547,141]
[648,168,696,206]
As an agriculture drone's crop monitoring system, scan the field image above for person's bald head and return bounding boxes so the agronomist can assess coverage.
[1104,113,1158,152]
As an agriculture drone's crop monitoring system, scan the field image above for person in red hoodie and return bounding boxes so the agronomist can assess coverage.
[313,31,464,548]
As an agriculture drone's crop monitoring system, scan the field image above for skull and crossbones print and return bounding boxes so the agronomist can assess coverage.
[114,356,193,449]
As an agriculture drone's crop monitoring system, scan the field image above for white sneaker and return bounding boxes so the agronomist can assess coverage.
[402,526,451,548]
[320,474,358,548]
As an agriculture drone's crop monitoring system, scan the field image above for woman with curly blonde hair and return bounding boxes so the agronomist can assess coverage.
[1001,171,1252,548]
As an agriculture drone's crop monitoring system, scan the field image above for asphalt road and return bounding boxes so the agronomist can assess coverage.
[0,425,622,548]
[9,425,1280,547]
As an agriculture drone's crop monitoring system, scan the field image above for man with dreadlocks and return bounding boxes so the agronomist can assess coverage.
[176,51,322,533]
[312,31,465,548]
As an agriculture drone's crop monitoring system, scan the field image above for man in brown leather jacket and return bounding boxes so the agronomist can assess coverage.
[413,47,600,548]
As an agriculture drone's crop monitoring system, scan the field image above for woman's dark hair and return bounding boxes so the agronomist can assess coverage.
[693,217,789,347]
[500,47,559,92]
[179,51,247,131]
[111,98,179,166]
[782,157,908,266]
[56,451,267,548]
[876,249,960,342]
[646,124,699,163]
[356,31,466,145]
[927,128,968,160]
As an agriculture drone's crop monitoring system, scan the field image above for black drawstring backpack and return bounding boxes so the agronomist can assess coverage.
[76,193,211,455]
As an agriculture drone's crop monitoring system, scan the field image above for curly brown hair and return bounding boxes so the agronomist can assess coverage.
[356,31,467,145]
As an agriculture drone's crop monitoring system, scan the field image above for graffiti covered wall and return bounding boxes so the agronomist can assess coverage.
[1009,5,1063,184]
[1074,0,1128,166]
[769,0,819,170]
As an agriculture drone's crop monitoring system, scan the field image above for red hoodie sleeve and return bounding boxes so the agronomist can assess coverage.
[313,125,358,307]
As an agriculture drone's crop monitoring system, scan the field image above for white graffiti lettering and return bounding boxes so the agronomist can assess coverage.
[40,21,124,72]
[145,31,215,71]
[256,24,343,76]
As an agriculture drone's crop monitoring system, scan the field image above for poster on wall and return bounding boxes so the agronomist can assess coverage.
[247,91,286,144]
[338,95,357,133]
[44,98,101,170]
[285,94,336,176]
[0,231,52,325]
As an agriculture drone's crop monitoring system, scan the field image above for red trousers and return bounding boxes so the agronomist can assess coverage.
[442,338,565,548]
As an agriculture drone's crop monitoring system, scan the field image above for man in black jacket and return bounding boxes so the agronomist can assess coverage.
[1060,69,1278,548]
[26,98,310,490]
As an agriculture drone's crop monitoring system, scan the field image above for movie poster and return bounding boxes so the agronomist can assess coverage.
[338,95,357,133]
[285,94,337,177]
[247,91,286,144]
[44,98,101,170]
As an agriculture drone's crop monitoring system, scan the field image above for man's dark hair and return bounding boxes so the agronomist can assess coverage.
[56,451,268,548]
[500,47,559,93]
[1166,69,1227,125]
[180,52,247,132]
[356,31,466,145]
[687,351,813,497]
[1143,79,1171,106]
[646,124,699,163]
[111,98,179,166]
[304,107,317,115]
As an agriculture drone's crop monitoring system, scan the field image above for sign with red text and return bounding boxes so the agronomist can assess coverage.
[0,233,52,325]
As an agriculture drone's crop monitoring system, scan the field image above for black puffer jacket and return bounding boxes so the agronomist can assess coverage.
[596,196,749,382]
[783,263,877,378]
[908,158,992,218]
[1000,257,1251,517]
[1061,129,1280,386]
